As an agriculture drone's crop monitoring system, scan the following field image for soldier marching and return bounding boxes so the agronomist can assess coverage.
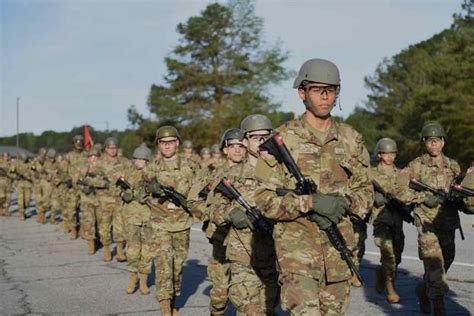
[1,58,473,316]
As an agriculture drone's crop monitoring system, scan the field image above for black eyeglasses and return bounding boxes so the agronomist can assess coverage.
[306,86,338,95]
[248,134,270,142]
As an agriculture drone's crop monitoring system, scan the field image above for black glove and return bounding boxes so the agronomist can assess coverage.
[307,212,332,230]
[374,192,388,207]
[82,186,95,195]
[423,195,441,208]
[121,192,133,203]
[311,192,348,225]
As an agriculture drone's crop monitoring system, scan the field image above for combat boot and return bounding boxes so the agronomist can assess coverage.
[63,222,69,233]
[116,242,127,262]
[171,297,179,316]
[139,273,150,295]
[126,272,138,294]
[416,282,431,314]
[103,244,112,262]
[50,213,57,224]
[385,278,400,304]
[375,267,385,293]
[19,212,26,221]
[432,298,446,316]
[351,273,362,287]
[41,213,47,224]
[87,240,96,255]
[159,299,172,316]
[69,227,78,240]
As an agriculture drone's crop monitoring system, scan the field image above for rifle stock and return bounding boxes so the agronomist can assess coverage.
[372,180,413,223]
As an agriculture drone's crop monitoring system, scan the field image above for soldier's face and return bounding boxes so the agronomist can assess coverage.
[88,155,98,165]
[202,153,211,160]
[246,130,271,155]
[224,140,245,163]
[212,151,221,158]
[74,140,83,151]
[158,137,179,158]
[184,148,193,154]
[105,145,118,158]
[379,152,396,166]
[298,83,338,118]
[424,137,444,157]
[133,159,147,170]
[2,153,9,161]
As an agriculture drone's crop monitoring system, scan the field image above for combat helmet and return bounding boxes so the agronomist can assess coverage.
[293,58,341,88]
[47,148,57,159]
[219,128,245,150]
[420,122,447,141]
[375,138,398,154]
[104,137,118,147]
[155,126,182,143]
[132,144,152,161]
[240,114,273,135]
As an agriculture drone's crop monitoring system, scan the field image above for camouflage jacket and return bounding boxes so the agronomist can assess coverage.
[394,153,461,230]
[9,160,33,184]
[119,164,151,226]
[95,155,130,202]
[254,116,372,282]
[211,160,275,266]
[370,164,403,227]
[65,150,88,188]
[144,156,198,232]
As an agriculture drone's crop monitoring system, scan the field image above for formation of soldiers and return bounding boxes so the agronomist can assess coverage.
[0,58,473,316]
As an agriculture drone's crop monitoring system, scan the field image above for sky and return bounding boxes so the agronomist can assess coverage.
[0,0,463,137]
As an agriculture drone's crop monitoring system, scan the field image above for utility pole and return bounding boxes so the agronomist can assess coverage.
[16,97,20,151]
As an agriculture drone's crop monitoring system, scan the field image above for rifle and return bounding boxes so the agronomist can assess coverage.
[145,177,190,213]
[259,132,364,285]
[56,177,73,188]
[215,178,273,235]
[77,178,96,195]
[198,183,212,200]
[16,173,32,182]
[372,180,413,224]
[409,177,472,240]
[116,176,152,207]
[0,168,8,178]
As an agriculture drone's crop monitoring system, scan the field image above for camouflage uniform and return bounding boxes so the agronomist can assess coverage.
[254,117,373,315]
[0,158,13,215]
[144,156,197,302]
[120,166,153,275]
[51,157,71,224]
[31,158,54,222]
[64,150,87,233]
[95,155,130,247]
[394,153,461,300]
[188,165,230,314]
[10,159,33,219]
[211,160,279,315]
[370,164,405,281]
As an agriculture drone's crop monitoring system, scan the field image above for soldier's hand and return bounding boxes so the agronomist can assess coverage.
[82,186,95,195]
[121,192,133,203]
[423,194,441,208]
[374,192,388,207]
[307,212,332,230]
[311,192,348,225]
[145,178,164,196]
[229,207,254,230]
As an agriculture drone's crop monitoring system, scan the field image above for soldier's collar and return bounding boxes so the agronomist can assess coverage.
[299,116,339,144]
[422,153,447,168]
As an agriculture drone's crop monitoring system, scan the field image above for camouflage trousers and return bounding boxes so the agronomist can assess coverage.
[80,195,99,241]
[351,217,367,268]
[63,189,80,230]
[279,273,351,316]
[124,222,153,274]
[0,179,12,213]
[416,221,455,299]
[97,197,125,244]
[151,228,190,301]
[16,181,32,216]
[373,223,405,279]
[50,187,66,222]
[229,261,279,315]
[208,240,230,313]
[34,180,53,216]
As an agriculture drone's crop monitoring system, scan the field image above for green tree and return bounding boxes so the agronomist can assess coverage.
[133,0,291,149]
[363,0,473,169]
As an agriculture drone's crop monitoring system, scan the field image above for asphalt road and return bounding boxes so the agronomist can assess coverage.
[1,202,473,315]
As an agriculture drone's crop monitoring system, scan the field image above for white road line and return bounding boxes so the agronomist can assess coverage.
[191,228,474,268]
[364,251,474,268]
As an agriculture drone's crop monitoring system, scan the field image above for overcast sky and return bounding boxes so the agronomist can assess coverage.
[0,0,462,137]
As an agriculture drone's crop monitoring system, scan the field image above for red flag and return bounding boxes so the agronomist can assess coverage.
[84,124,93,151]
